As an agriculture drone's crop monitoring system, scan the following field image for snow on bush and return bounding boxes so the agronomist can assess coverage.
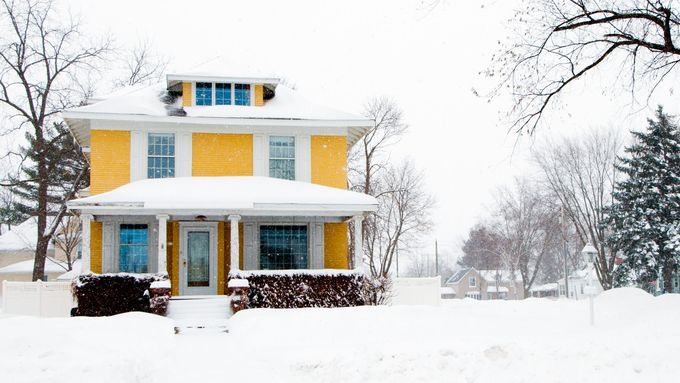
[73,273,169,316]
[229,270,365,309]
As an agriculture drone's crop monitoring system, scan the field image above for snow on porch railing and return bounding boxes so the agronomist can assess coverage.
[1,280,74,317]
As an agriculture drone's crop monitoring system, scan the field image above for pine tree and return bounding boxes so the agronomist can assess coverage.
[607,106,680,293]
[12,122,89,218]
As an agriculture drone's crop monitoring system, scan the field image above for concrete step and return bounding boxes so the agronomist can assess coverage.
[166,295,232,334]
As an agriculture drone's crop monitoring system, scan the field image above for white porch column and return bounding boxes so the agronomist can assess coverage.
[228,215,241,272]
[81,214,93,273]
[352,215,364,270]
[156,214,169,274]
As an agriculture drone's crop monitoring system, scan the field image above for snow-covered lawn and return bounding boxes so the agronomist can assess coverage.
[0,288,678,382]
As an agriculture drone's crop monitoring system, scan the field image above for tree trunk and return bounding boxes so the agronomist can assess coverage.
[662,260,674,294]
[32,137,49,281]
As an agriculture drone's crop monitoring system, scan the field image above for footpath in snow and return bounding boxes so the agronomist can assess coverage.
[0,288,678,383]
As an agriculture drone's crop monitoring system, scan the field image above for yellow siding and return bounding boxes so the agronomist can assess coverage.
[90,221,103,274]
[311,136,347,189]
[182,82,192,107]
[217,221,225,295]
[254,84,264,106]
[192,133,253,176]
[90,130,130,195]
[324,223,349,269]
[169,221,180,296]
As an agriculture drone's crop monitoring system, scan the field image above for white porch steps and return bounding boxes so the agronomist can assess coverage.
[166,295,233,334]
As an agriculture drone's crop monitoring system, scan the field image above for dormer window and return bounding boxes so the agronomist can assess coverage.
[215,83,231,105]
[195,82,213,105]
[192,82,251,106]
[235,84,251,106]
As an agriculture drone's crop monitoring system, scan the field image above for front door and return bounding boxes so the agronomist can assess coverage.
[180,222,217,295]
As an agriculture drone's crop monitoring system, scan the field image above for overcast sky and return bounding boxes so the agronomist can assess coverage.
[54,0,680,265]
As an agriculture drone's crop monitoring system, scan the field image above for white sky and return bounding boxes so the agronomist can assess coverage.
[57,0,680,264]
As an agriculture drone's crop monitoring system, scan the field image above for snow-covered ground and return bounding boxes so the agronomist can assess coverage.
[0,288,678,382]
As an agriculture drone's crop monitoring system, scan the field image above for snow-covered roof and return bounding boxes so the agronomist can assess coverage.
[0,217,55,252]
[479,269,522,283]
[440,286,456,295]
[62,80,373,150]
[0,257,68,274]
[530,283,559,292]
[445,268,474,284]
[67,176,377,217]
[486,286,509,293]
[166,56,281,84]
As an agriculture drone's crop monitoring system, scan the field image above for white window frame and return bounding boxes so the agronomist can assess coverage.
[257,223,311,270]
[268,135,296,180]
[147,132,176,179]
[469,276,476,287]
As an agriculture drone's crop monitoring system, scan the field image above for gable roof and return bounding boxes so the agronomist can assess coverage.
[445,268,475,284]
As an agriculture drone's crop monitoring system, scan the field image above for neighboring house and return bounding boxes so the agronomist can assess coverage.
[557,268,604,300]
[444,267,525,300]
[0,217,56,268]
[61,65,378,297]
[440,286,456,300]
[529,283,559,298]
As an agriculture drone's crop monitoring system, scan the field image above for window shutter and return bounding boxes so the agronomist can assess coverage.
[243,223,257,270]
[102,222,115,273]
[253,134,266,176]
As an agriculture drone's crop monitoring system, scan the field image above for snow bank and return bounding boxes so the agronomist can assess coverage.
[0,288,679,382]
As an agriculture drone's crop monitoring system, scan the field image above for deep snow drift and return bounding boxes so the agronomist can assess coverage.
[0,288,678,382]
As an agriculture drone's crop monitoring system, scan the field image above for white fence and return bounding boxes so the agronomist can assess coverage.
[391,276,441,306]
[2,281,73,317]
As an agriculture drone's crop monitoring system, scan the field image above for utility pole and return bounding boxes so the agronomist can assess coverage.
[435,240,439,276]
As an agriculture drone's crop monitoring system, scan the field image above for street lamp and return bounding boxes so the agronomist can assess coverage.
[581,243,598,326]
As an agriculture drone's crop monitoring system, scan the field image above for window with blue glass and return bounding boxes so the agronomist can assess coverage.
[269,136,295,180]
[148,133,175,179]
[119,224,148,273]
[234,84,251,106]
[195,82,213,105]
[259,225,308,270]
[215,83,232,105]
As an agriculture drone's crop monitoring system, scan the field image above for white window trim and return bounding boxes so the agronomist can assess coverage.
[256,223,312,270]
[469,276,476,287]
[147,132,177,179]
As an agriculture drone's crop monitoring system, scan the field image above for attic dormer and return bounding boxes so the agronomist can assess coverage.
[166,74,278,108]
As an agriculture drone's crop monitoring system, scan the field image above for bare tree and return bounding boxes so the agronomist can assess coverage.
[490,0,680,134]
[0,0,110,280]
[114,39,168,87]
[361,160,435,304]
[458,223,504,270]
[494,178,562,297]
[533,129,623,289]
[53,213,80,271]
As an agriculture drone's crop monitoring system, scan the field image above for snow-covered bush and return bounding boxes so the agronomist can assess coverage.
[72,274,169,316]
[229,270,365,309]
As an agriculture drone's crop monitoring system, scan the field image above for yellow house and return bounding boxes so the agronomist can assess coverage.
[62,70,377,297]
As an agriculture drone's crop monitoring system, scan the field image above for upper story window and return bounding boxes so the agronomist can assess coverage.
[469,276,476,287]
[192,82,251,106]
[215,83,232,105]
[119,224,148,273]
[148,133,175,179]
[234,84,251,106]
[269,136,295,180]
[195,82,213,106]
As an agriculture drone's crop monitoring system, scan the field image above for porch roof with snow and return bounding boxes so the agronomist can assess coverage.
[67,176,378,217]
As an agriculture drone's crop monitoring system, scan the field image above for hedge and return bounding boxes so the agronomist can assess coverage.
[72,273,169,317]
[229,270,365,309]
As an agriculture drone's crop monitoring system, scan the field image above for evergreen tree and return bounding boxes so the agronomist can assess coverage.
[11,122,89,219]
[607,107,680,293]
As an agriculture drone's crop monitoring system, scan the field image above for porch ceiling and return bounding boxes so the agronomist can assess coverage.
[67,176,378,217]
